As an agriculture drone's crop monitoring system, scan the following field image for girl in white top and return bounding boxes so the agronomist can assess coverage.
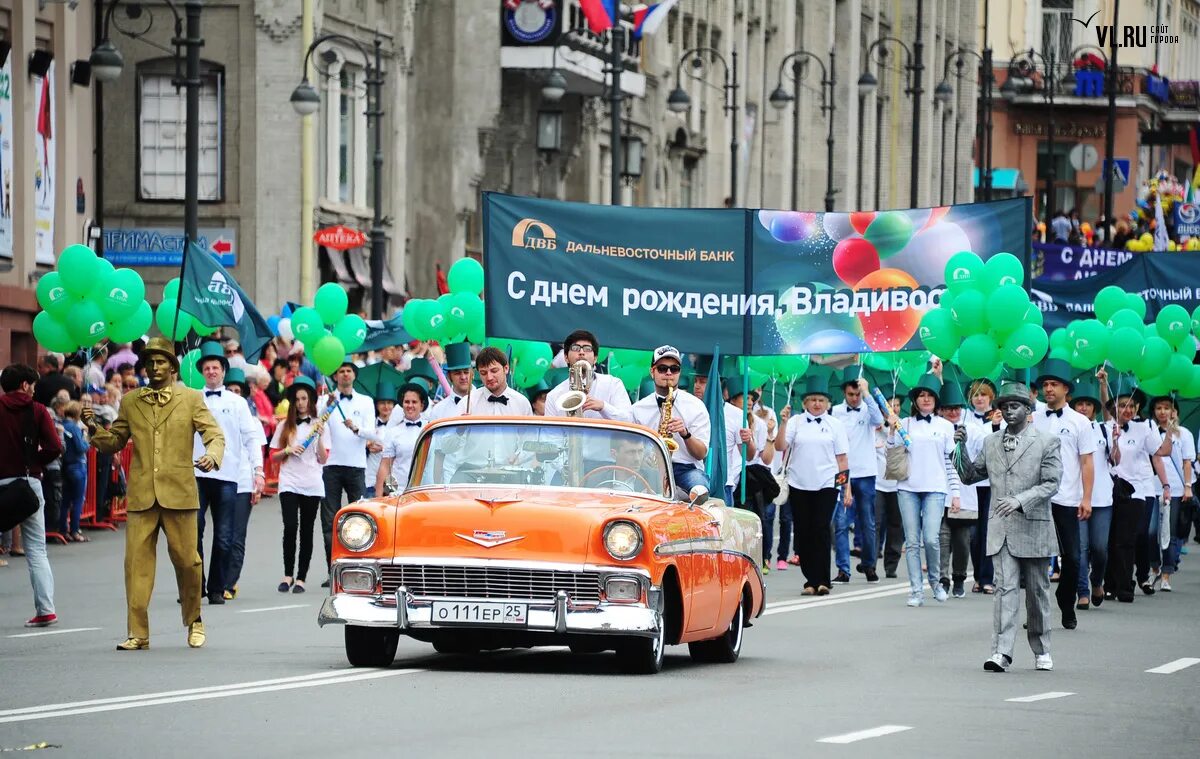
[1071,383,1118,608]
[269,377,330,594]
[887,376,961,606]
[375,383,430,495]
[1152,396,1195,589]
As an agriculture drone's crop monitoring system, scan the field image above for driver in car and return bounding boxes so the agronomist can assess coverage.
[584,436,663,494]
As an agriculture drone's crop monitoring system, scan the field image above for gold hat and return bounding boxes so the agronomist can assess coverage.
[140,337,180,372]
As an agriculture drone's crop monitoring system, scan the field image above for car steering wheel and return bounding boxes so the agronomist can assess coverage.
[581,465,654,493]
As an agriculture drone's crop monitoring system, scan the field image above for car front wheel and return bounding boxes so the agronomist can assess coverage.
[614,620,665,674]
[344,625,399,667]
[688,597,744,663]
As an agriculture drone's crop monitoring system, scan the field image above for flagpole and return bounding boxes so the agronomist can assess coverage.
[739,359,749,505]
[170,242,193,349]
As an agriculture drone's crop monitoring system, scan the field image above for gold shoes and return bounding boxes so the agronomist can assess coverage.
[116,637,150,651]
[187,620,206,648]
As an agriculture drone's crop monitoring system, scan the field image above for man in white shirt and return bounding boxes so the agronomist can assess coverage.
[831,367,884,584]
[1150,394,1194,591]
[545,330,633,469]
[425,342,475,423]
[317,362,377,585]
[1032,360,1095,630]
[455,346,534,417]
[439,347,533,479]
[365,381,397,498]
[220,368,267,600]
[631,346,711,495]
[193,342,264,605]
[1071,377,1118,608]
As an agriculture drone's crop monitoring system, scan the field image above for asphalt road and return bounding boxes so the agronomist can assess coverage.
[3,500,1198,758]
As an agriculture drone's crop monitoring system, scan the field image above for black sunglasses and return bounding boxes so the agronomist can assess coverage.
[653,364,681,374]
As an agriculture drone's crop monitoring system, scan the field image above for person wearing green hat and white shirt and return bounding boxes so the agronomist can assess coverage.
[886,374,961,606]
[375,383,429,495]
[220,368,266,600]
[1071,374,1118,608]
[964,379,1001,593]
[775,372,851,595]
[194,342,265,605]
[426,342,475,422]
[830,367,884,585]
[1032,359,1095,630]
[936,380,980,599]
[365,382,398,498]
[720,377,756,506]
[269,376,329,593]
[1150,393,1193,592]
[546,330,634,470]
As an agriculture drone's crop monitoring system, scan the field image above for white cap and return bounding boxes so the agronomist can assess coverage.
[652,345,681,365]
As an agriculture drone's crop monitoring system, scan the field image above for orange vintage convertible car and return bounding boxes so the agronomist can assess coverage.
[318,415,765,674]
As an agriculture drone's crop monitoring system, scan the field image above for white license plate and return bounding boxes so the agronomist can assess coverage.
[431,601,528,625]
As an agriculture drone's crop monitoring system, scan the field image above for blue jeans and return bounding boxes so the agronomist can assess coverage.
[835,477,877,573]
[896,491,945,596]
[197,477,238,598]
[672,463,710,495]
[1162,497,1187,574]
[60,462,87,534]
[0,477,55,617]
[1135,496,1161,583]
[1077,505,1113,596]
[223,491,253,591]
[775,499,793,560]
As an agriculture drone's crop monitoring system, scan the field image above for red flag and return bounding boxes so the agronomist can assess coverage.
[435,263,449,295]
[579,0,618,33]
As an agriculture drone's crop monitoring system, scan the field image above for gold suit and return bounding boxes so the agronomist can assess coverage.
[90,383,225,640]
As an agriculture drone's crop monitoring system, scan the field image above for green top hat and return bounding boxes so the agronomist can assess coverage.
[224,367,248,393]
[1070,375,1103,408]
[908,374,943,404]
[937,379,968,408]
[286,375,318,399]
[837,365,864,390]
[798,369,834,402]
[996,379,1034,408]
[721,373,748,398]
[196,341,228,372]
[140,337,179,372]
[374,380,399,403]
[525,379,552,402]
[1035,358,1075,390]
[442,342,472,371]
[405,357,437,384]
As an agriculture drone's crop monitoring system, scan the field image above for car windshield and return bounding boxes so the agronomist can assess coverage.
[409,421,672,497]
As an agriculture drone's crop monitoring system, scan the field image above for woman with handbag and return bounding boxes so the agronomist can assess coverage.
[774,372,851,595]
[887,375,961,607]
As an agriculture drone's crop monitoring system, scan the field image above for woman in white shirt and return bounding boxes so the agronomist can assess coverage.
[887,375,961,607]
[269,376,329,594]
[774,373,851,595]
[1071,378,1117,608]
[375,383,430,494]
[1152,394,1194,591]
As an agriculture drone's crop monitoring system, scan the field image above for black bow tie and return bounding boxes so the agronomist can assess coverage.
[915,415,932,423]
[973,412,986,420]
[488,395,508,405]
[298,417,312,424]
[405,421,422,428]
[807,417,822,424]
[340,393,353,400]
[1045,408,1063,418]
[454,396,463,404]
[844,405,861,412]
[205,390,221,397]
[1122,422,1131,432]
[656,396,668,407]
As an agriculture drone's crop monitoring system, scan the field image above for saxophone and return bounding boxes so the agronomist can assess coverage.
[559,360,593,417]
[658,386,678,452]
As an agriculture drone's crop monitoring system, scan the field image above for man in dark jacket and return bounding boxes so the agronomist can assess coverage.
[1,363,65,627]
[33,354,79,407]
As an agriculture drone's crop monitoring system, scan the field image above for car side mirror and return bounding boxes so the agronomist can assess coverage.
[688,485,709,507]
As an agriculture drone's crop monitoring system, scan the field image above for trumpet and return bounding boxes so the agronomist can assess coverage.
[558,359,594,416]
[659,386,678,452]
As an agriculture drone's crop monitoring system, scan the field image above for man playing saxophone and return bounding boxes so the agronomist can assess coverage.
[545,330,634,473]
[631,345,711,494]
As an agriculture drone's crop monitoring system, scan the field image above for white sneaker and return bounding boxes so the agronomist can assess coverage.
[907,593,924,608]
[1035,653,1053,671]
[934,586,949,603]
[1161,576,1173,592]
[984,653,1010,672]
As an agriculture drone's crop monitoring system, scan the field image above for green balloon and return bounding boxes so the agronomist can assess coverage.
[333,314,368,353]
[314,282,349,326]
[987,284,1031,335]
[982,252,1025,290]
[944,251,985,293]
[1175,336,1198,361]
[958,334,1000,378]
[917,308,960,360]
[862,352,896,372]
[1048,347,1072,363]
[1139,375,1172,397]
[179,349,204,389]
[65,299,108,348]
[1155,304,1192,347]
[163,278,181,300]
[1002,324,1048,370]
[1106,308,1143,332]
[464,297,486,344]
[312,334,347,376]
[89,257,116,300]
[32,311,78,353]
[1107,327,1145,372]
[448,257,485,296]
[949,289,987,335]
[1094,286,1128,324]
[611,364,645,394]
[1164,353,1194,390]
[57,244,101,297]
[108,301,153,343]
[773,355,810,379]
[193,321,218,337]
[1072,319,1110,367]
[1049,328,1069,352]
[1125,293,1147,320]
[155,298,193,341]
[1138,337,1173,380]
[1181,366,1200,399]
[291,306,326,345]
[1024,307,1044,327]
[97,268,147,322]
[36,271,74,320]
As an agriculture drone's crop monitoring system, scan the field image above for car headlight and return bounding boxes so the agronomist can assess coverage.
[603,521,643,561]
[338,513,377,552]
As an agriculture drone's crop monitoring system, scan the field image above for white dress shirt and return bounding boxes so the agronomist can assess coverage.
[1091,421,1116,508]
[546,373,634,462]
[630,389,711,471]
[831,395,883,478]
[1113,418,1163,498]
[317,390,377,469]
[1163,426,1196,493]
[428,391,471,422]
[890,415,960,496]
[783,412,849,491]
[270,419,329,497]
[1032,405,1097,507]
[381,416,426,485]
[455,385,533,417]
[194,386,264,484]
[723,402,746,488]
[746,413,769,467]
[366,415,390,488]
[235,409,267,495]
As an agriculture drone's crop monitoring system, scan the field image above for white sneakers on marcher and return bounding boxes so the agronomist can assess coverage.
[1035,653,1054,671]
[984,653,1011,672]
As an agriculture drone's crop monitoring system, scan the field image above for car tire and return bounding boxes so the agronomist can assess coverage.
[688,597,744,664]
[431,637,480,655]
[614,621,665,674]
[344,625,399,668]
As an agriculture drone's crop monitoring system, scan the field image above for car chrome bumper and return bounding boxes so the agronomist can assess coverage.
[319,588,662,638]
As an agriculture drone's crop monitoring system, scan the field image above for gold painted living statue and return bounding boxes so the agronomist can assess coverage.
[82,337,225,651]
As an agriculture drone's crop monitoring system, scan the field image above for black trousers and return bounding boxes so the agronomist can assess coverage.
[1051,503,1081,621]
[321,465,365,570]
[1106,483,1141,600]
[281,492,321,581]
[875,490,903,574]
[790,487,838,589]
[1135,496,1160,584]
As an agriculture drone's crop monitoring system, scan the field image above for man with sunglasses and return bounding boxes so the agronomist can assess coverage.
[545,330,633,471]
[631,346,711,495]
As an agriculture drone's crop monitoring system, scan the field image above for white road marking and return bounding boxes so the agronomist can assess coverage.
[235,604,311,614]
[0,668,426,724]
[763,585,911,615]
[817,725,913,744]
[1145,657,1200,674]
[7,627,102,639]
[1005,691,1075,703]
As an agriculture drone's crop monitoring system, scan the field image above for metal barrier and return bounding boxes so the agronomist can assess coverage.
[80,448,119,531]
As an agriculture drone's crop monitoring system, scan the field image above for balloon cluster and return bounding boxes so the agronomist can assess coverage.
[34,245,153,352]
[154,277,219,341]
[402,259,486,345]
[289,284,368,376]
[485,337,553,389]
[863,350,935,387]
[917,251,1048,378]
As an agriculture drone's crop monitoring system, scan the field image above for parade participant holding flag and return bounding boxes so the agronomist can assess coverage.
[269,376,329,594]
[220,368,266,601]
[831,367,884,585]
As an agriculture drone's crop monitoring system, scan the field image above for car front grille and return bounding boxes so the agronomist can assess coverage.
[380,564,602,604]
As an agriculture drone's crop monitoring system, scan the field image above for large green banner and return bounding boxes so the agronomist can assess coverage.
[484,192,1031,355]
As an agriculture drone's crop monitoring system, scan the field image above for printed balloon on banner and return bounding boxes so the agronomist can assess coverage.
[820,212,855,241]
[853,268,921,351]
[832,237,881,286]
[849,211,875,235]
[863,212,913,258]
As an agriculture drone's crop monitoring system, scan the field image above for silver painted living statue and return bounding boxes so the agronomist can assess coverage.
[954,380,1063,673]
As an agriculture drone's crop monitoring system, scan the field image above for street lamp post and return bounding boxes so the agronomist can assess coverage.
[668,46,739,206]
[1103,0,1121,241]
[935,48,991,205]
[291,35,387,320]
[980,0,995,201]
[768,48,836,212]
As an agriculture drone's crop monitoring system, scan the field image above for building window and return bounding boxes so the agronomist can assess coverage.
[1041,0,1074,66]
[138,65,223,201]
[321,59,369,209]
[681,156,698,208]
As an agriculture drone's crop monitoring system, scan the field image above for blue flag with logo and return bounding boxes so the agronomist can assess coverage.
[178,242,274,361]
[703,345,727,500]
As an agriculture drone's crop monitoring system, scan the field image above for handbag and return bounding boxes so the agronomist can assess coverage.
[773,448,791,506]
[0,405,42,532]
[884,420,910,481]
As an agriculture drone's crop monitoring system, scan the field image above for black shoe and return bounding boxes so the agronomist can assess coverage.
[292,583,306,594]
[321,579,331,588]
[855,563,866,575]
[1118,595,1135,603]
[207,593,225,605]
[1140,582,1156,596]
[278,582,292,593]
[850,547,861,558]
[940,577,951,592]
[865,568,880,583]
[885,570,897,579]
[1062,615,1077,630]
[833,571,851,584]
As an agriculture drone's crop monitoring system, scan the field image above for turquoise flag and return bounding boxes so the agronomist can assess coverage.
[703,345,727,499]
[178,242,274,361]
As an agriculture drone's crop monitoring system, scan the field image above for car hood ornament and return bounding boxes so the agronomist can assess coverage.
[455,530,526,549]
